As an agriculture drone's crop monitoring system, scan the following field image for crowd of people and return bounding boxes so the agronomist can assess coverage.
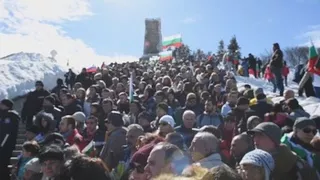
[0,42,320,180]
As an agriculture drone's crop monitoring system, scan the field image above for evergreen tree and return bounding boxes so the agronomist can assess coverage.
[227,35,241,57]
[217,40,226,61]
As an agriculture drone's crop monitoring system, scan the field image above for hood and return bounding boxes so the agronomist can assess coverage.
[34,111,56,132]
[273,144,298,172]
[194,153,224,169]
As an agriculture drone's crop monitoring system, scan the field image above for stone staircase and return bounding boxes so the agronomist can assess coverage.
[9,97,26,171]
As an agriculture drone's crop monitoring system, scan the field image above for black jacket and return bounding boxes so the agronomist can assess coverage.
[0,110,20,155]
[21,89,50,119]
[62,101,83,116]
[270,49,284,68]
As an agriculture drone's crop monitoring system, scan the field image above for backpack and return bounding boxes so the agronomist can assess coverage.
[293,64,304,83]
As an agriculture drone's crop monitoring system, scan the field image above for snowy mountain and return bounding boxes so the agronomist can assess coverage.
[0,52,67,99]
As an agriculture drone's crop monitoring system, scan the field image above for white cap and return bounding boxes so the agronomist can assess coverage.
[159,115,175,128]
[25,158,41,173]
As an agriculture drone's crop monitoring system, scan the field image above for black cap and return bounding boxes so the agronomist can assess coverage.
[39,145,64,163]
[1,99,13,110]
[106,111,124,127]
[40,132,65,146]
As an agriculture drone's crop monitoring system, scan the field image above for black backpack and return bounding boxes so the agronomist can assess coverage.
[293,64,304,83]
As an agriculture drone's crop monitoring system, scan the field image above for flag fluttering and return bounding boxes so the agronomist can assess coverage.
[129,72,134,103]
[307,42,320,75]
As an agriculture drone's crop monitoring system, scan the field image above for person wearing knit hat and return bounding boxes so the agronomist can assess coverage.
[23,158,41,179]
[236,97,250,111]
[158,115,175,137]
[247,122,282,151]
[0,99,14,110]
[280,117,317,167]
[254,88,264,97]
[239,149,275,180]
[72,111,86,133]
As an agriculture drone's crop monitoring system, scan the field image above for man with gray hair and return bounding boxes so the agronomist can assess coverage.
[123,124,144,166]
[175,110,198,147]
[189,132,224,169]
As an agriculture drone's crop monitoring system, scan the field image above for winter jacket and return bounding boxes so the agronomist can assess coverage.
[0,110,19,157]
[264,66,275,80]
[289,109,310,121]
[100,127,127,170]
[282,66,290,77]
[264,112,288,128]
[62,100,83,116]
[175,125,198,147]
[194,153,224,169]
[250,101,273,119]
[281,132,315,168]
[21,89,50,119]
[270,144,318,180]
[270,49,284,68]
[196,113,223,128]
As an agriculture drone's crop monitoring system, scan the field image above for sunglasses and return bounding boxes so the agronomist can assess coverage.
[104,120,110,124]
[303,128,317,135]
[159,122,169,126]
[130,163,144,173]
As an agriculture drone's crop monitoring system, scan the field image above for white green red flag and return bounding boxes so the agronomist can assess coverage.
[129,72,134,103]
[162,34,182,50]
[159,51,173,62]
[81,140,95,157]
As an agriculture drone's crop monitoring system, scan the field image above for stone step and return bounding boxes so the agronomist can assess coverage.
[16,138,25,144]
[10,157,18,165]
[12,150,21,157]
[17,134,25,139]
[18,132,26,137]
[15,144,22,150]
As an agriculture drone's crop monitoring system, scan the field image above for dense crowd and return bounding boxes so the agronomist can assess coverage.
[0,42,320,180]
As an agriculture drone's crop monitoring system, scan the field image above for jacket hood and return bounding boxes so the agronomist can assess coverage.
[273,144,298,172]
[35,112,56,132]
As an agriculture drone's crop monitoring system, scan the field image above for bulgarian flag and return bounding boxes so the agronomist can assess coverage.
[129,72,134,103]
[307,42,320,75]
[159,51,173,62]
[81,140,95,157]
[162,34,182,50]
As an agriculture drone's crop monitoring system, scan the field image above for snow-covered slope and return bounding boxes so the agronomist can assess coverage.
[0,52,67,99]
[236,75,320,117]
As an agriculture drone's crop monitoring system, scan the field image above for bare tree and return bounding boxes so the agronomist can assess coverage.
[284,46,308,66]
[259,49,272,65]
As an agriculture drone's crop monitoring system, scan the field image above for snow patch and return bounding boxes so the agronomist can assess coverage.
[236,75,320,117]
[0,52,67,99]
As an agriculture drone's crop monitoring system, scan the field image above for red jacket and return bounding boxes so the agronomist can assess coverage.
[264,66,274,80]
[66,129,83,149]
[282,66,289,77]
